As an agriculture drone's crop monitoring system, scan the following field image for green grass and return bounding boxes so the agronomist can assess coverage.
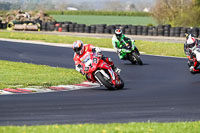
[52,15,157,26]
[0,60,85,89]
[0,31,185,57]
[0,121,200,133]
[47,10,150,16]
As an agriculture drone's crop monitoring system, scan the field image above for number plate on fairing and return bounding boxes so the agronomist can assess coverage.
[93,58,98,63]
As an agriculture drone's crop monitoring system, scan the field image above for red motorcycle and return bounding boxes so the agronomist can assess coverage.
[82,52,124,90]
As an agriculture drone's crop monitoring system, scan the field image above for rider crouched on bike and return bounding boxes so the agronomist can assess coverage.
[184,34,200,73]
[112,28,140,60]
[72,40,121,78]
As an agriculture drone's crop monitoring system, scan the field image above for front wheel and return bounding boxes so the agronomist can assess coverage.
[116,75,124,90]
[132,52,143,65]
[95,71,124,90]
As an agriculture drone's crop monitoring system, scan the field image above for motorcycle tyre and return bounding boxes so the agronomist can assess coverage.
[116,75,124,90]
[132,52,143,65]
[95,71,116,90]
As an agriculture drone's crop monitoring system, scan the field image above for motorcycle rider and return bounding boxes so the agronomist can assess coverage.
[184,34,200,73]
[72,40,121,77]
[112,28,140,60]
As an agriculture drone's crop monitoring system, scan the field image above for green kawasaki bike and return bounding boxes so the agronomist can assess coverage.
[119,38,143,65]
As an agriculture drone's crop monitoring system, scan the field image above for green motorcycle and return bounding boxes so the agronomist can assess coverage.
[119,38,143,65]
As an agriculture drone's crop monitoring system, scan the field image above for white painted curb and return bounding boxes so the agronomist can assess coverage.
[0,82,100,95]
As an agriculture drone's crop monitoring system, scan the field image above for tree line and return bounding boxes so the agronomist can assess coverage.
[152,0,200,27]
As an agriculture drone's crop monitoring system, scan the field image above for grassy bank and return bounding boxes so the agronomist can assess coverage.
[0,31,185,57]
[52,15,156,25]
[0,121,200,133]
[0,60,85,89]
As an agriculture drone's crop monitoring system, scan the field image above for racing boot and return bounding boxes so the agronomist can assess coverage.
[103,57,121,74]
[112,66,121,74]
[189,66,199,74]
[190,62,200,74]
[187,60,193,67]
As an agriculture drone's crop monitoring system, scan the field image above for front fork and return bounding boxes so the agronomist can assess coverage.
[131,40,140,56]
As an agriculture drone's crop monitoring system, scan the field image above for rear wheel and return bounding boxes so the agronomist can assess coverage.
[95,71,116,90]
[132,52,143,65]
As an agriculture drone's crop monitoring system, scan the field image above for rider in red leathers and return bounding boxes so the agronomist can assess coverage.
[72,40,120,77]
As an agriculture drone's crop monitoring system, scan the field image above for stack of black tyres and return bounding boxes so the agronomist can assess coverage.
[180,27,188,37]
[69,23,76,32]
[131,26,137,35]
[3,23,7,29]
[170,27,175,37]
[78,24,86,33]
[105,25,115,34]
[46,22,55,31]
[174,27,181,37]
[124,25,131,35]
[74,24,79,32]
[90,25,96,33]
[62,23,69,32]
[96,24,106,34]
[0,20,2,29]
[125,28,131,35]
[157,25,164,36]
[190,27,199,37]
[142,26,148,36]
[152,27,158,36]
[137,26,143,35]
[84,26,91,33]
[8,19,200,38]
[163,25,171,36]
[148,26,153,36]
[41,22,47,31]
[110,25,116,34]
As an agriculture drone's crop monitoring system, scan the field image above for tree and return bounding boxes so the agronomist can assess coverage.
[152,0,191,26]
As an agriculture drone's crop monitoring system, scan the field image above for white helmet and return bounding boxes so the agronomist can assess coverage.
[186,34,197,48]
[72,40,84,55]
[115,29,123,39]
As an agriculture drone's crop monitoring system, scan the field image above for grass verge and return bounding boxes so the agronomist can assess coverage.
[0,60,85,89]
[0,121,200,133]
[47,10,150,16]
[0,31,185,57]
[52,15,156,25]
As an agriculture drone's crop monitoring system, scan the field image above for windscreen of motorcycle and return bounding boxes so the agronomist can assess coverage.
[81,53,92,67]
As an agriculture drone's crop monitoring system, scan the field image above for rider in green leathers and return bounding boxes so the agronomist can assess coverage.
[112,28,139,60]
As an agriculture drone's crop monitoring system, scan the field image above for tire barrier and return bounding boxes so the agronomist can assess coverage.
[4,21,41,31]
[2,20,200,38]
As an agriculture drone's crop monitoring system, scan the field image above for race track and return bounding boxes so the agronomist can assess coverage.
[0,40,200,125]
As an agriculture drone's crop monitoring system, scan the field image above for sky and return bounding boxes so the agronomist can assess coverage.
[0,0,156,10]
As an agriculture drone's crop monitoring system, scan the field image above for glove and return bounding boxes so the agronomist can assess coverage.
[80,69,85,75]
[121,49,126,53]
[97,52,102,58]
[95,47,101,53]
[117,49,122,53]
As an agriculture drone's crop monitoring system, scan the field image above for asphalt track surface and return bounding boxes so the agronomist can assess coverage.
[0,40,200,126]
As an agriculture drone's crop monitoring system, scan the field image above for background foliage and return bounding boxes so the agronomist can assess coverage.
[152,0,200,27]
